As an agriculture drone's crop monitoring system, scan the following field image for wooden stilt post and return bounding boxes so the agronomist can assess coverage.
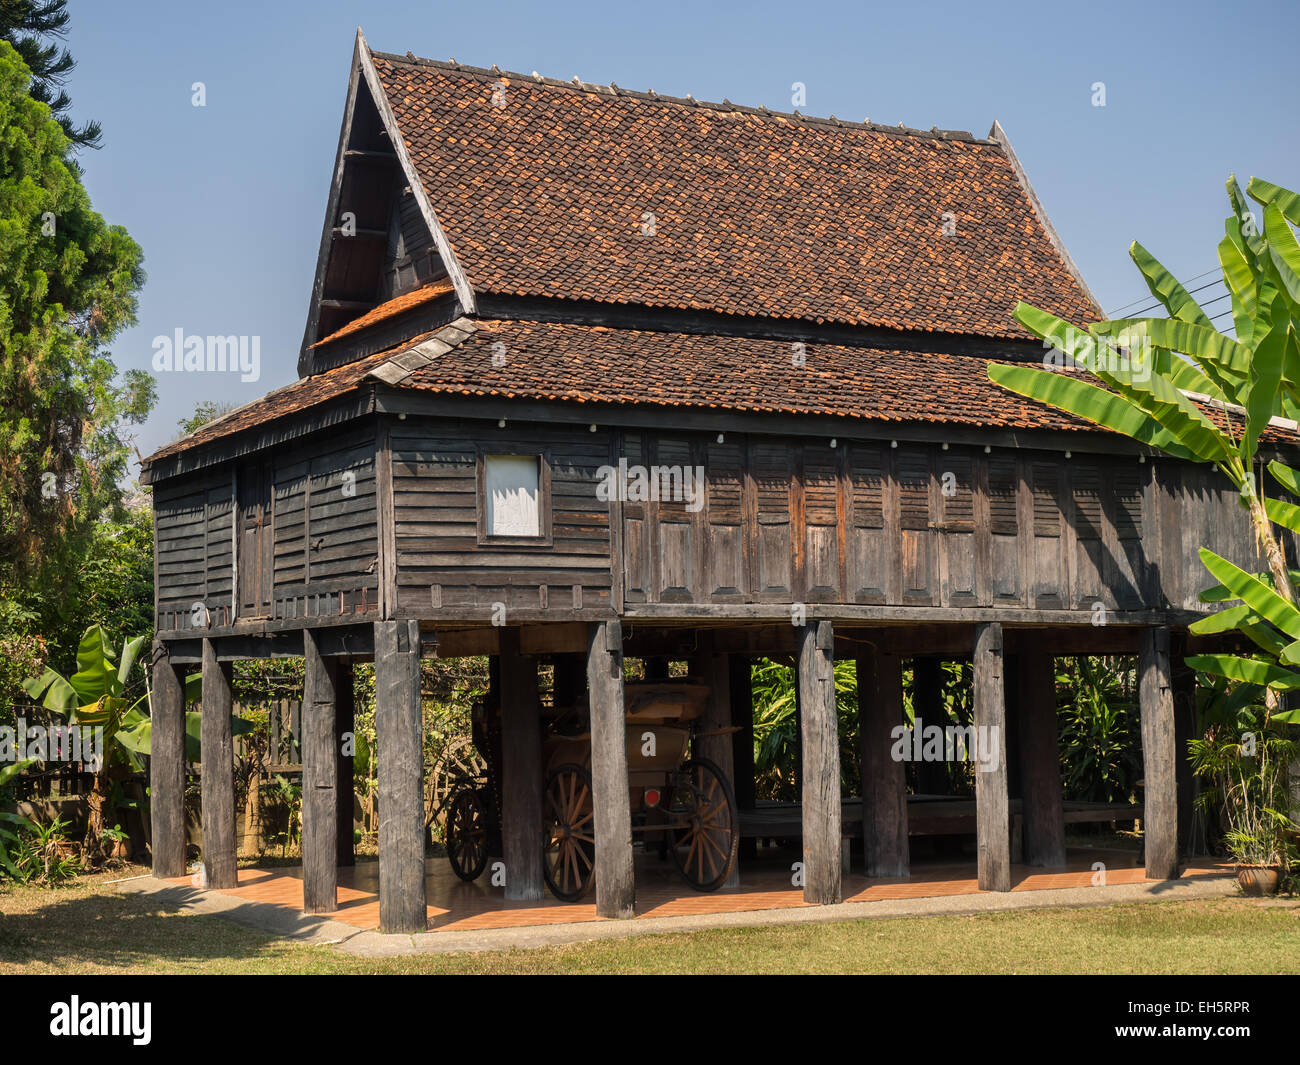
[500,628,544,900]
[1171,633,1197,859]
[200,638,237,889]
[302,628,338,913]
[1140,626,1179,880]
[912,657,948,797]
[374,619,427,932]
[1017,642,1066,867]
[150,640,186,879]
[974,622,1011,891]
[858,646,909,877]
[798,621,841,904]
[587,619,635,918]
[336,660,355,868]
[690,636,739,887]
[728,654,757,863]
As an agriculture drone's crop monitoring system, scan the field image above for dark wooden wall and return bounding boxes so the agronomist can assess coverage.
[153,412,1276,631]
[617,429,1260,615]
[388,416,613,619]
[153,426,380,633]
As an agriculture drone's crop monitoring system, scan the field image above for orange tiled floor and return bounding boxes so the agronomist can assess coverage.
[169,847,1232,933]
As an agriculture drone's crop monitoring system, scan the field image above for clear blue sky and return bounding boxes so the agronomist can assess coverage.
[63,0,1300,469]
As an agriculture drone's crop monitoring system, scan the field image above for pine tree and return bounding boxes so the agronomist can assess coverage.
[0,0,100,149]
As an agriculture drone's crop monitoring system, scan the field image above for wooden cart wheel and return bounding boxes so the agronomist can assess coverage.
[542,763,595,902]
[445,784,490,882]
[669,758,739,892]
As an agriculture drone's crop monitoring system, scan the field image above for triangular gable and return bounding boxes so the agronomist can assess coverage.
[297,29,473,377]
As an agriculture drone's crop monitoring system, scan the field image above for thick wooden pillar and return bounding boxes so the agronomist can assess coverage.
[500,628,544,900]
[798,621,841,904]
[1140,626,1179,879]
[1016,645,1066,867]
[912,657,948,796]
[374,620,426,932]
[587,619,635,918]
[1171,635,1197,859]
[150,640,187,879]
[858,646,908,877]
[974,622,1011,892]
[643,656,671,681]
[690,639,739,887]
[336,660,355,868]
[728,654,757,862]
[200,638,237,889]
[301,629,338,913]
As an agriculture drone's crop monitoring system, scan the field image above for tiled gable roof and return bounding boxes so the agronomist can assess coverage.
[370,51,1097,339]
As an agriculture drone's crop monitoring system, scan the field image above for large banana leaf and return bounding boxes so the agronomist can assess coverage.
[1219,229,1258,343]
[1184,653,1300,690]
[1188,603,1260,635]
[1199,568,1300,602]
[1199,547,1300,639]
[70,626,119,702]
[986,362,1203,461]
[1017,304,1236,463]
[1227,176,1266,260]
[1263,203,1300,307]
[1241,287,1290,467]
[1248,177,1300,227]
[118,635,148,689]
[1092,317,1248,397]
[1267,460,1300,495]
[1129,241,1214,327]
[114,710,254,764]
[21,668,78,711]
[1264,496,1300,534]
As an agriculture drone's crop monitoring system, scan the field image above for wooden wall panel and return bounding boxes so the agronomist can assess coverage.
[849,444,888,603]
[1070,458,1106,610]
[751,440,794,600]
[1029,459,1066,609]
[652,436,697,603]
[896,445,935,605]
[802,446,840,601]
[621,432,649,603]
[705,438,746,600]
[987,455,1020,604]
[937,449,977,606]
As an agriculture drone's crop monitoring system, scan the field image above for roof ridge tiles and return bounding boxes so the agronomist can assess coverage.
[369,48,992,144]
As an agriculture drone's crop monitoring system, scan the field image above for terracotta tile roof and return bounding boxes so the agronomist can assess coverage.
[394,319,1100,433]
[144,337,430,464]
[371,52,1096,340]
[312,280,455,347]
[144,318,1300,469]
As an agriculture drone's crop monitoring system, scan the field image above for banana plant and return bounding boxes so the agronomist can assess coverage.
[20,624,249,867]
[0,759,37,879]
[988,176,1300,722]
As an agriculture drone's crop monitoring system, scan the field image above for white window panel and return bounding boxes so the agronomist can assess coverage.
[485,454,540,536]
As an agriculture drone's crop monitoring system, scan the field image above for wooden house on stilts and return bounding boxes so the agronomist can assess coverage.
[142,30,1290,931]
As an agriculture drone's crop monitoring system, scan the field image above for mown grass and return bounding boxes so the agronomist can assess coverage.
[1,868,1297,974]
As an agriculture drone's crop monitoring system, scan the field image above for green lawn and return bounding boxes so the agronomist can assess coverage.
[1,868,1297,974]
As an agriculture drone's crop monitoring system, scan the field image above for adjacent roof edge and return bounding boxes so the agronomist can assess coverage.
[988,119,1103,320]
[370,46,995,146]
[357,28,477,315]
[296,31,367,377]
[365,315,479,385]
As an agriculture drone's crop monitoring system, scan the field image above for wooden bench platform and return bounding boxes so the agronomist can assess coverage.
[739,797,1142,840]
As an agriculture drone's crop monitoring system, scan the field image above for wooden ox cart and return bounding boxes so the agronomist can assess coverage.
[444,680,739,901]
